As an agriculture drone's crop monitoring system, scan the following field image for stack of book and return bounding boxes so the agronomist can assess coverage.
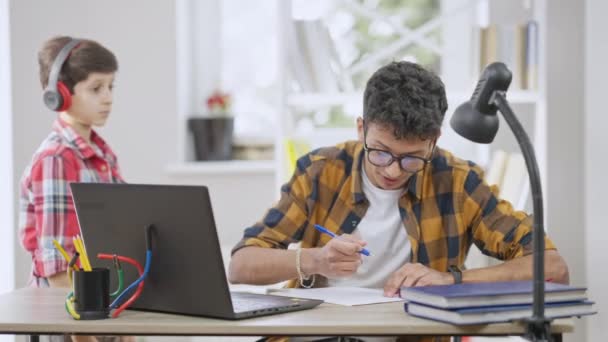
[402,281,596,325]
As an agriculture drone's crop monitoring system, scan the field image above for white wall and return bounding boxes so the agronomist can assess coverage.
[8,0,174,287]
[8,0,274,289]
[167,172,275,247]
[0,0,15,299]
[545,1,587,341]
[585,0,608,340]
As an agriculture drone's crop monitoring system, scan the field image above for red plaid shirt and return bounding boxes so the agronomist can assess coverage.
[19,118,123,286]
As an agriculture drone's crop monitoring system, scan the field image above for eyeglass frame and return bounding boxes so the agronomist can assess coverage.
[362,124,436,173]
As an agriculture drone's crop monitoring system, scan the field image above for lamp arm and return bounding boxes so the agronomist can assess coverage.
[491,91,551,341]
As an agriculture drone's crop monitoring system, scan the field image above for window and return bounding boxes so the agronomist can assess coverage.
[186,0,443,138]
[220,0,279,138]
[178,0,478,160]
[289,0,442,130]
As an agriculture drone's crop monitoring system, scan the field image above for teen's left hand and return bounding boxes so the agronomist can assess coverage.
[383,263,453,297]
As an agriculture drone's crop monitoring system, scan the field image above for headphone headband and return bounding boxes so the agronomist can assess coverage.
[43,38,81,111]
[46,38,81,92]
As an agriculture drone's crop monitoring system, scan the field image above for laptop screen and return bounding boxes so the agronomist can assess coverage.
[70,183,236,317]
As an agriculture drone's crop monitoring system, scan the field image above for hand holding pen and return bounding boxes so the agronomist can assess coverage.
[314,224,371,256]
[306,224,369,278]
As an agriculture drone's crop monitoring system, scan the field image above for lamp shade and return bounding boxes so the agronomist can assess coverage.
[450,102,499,144]
[450,62,512,144]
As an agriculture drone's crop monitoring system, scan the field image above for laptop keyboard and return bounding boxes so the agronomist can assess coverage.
[231,292,301,313]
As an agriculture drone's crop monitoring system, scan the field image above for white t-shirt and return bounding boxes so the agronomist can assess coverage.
[327,166,411,288]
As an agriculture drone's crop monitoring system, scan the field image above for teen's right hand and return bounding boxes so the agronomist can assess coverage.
[307,234,366,278]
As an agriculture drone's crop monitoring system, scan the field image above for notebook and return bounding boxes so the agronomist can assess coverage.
[401,281,587,309]
[269,287,404,306]
[71,183,323,319]
[405,300,596,325]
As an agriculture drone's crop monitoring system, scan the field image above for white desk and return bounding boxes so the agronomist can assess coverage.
[0,288,573,340]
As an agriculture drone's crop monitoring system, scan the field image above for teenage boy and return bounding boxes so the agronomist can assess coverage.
[229,61,569,341]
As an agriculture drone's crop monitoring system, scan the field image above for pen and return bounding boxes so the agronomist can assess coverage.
[72,237,85,270]
[52,239,79,271]
[73,236,92,271]
[314,224,371,256]
[78,236,93,271]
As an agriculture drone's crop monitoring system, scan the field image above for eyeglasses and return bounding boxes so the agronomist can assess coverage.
[363,141,434,173]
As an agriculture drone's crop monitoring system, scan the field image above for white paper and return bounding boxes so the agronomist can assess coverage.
[268,287,405,306]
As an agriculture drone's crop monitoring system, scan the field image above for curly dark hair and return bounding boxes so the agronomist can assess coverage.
[363,61,447,140]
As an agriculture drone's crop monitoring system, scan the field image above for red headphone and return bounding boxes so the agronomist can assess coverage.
[42,39,81,111]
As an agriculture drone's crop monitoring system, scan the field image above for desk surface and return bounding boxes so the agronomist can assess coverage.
[0,288,574,337]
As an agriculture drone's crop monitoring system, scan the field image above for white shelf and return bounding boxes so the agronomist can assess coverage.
[287,90,542,110]
[166,160,275,176]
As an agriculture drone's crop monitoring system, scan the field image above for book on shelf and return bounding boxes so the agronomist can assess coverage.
[287,20,316,92]
[483,150,529,210]
[485,149,509,188]
[232,136,274,161]
[478,20,538,90]
[405,300,596,325]
[401,281,588,309]
[525,20,539,91]
[284,138,311,178]
[500,152,528,209]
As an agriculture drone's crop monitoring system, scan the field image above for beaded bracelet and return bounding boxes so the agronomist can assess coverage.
[295,248,315,288]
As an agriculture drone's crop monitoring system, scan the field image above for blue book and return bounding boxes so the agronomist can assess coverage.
[405,300,596,325]
[401,281,587,309]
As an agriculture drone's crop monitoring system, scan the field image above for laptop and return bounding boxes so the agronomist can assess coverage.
[70,183,323,319]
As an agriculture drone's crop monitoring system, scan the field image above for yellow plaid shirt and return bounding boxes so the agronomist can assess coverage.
[233,140,555,279]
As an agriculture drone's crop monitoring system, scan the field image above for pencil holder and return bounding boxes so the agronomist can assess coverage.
[73,267,110,319]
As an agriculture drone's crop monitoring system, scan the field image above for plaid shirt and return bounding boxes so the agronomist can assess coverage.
[233,141,555,286]
[19,118,123,286]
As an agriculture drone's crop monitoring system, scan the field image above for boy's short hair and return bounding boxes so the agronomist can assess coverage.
[38,36,118,93]
[363,61,447,141]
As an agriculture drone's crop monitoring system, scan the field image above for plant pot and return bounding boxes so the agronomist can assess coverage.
[188,117,234,161]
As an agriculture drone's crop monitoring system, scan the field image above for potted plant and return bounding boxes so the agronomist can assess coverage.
[188,90,234,161]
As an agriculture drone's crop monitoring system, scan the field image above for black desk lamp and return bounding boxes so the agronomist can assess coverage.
[450,62,551,341]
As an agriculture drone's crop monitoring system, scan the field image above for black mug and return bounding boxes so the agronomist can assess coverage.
[73,267,110,320]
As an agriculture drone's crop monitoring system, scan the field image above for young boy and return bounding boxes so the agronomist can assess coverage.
[19,36,123,290]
